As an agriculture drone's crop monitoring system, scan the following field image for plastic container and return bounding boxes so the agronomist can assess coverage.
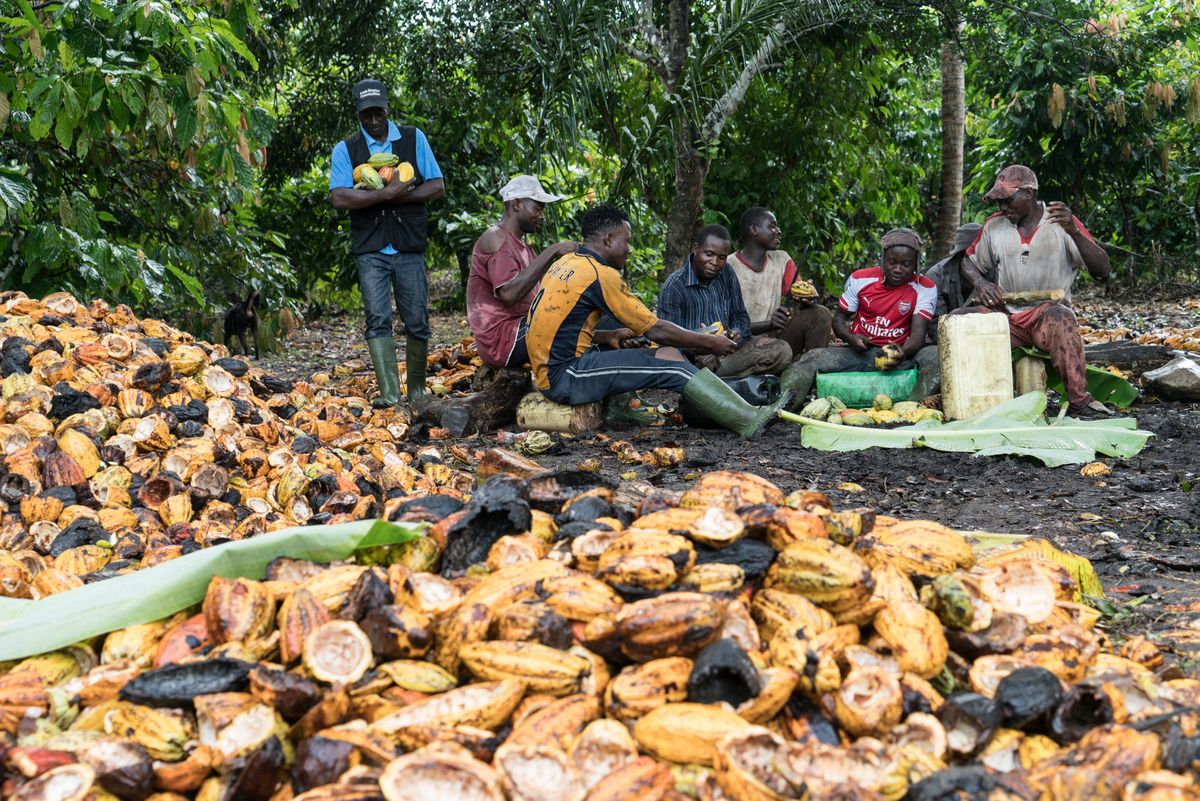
[815,370,918,408]
[1014,355,1048,395]
[938,313,1014,419]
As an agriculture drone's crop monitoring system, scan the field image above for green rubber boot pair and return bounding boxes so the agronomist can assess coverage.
[366,337,401,408]
[681,368,792,438]
[367,336,430,408]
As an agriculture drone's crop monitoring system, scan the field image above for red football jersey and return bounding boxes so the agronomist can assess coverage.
[838,267,937,345]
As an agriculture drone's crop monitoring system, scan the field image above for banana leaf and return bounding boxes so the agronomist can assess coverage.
[0,518,423,661]
[780,391,1153,468]
[1013,346,1140,407]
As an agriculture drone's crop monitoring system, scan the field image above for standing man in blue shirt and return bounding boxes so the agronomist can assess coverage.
[330,79,445,408]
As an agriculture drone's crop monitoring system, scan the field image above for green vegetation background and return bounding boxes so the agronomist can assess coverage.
[1,0,1196,336]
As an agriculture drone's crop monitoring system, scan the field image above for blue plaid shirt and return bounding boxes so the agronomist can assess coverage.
[657,257,752,341]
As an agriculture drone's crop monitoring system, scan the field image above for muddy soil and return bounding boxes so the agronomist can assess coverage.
[257,287,1200,666]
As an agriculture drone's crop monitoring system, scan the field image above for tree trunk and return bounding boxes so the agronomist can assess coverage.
[931,31,965,262]
[663,139,710,281]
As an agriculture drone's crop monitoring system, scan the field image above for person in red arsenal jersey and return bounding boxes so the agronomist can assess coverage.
[780,228,940,403]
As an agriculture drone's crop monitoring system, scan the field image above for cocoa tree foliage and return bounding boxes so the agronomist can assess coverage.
[528,0,852,276]
[705,30,941,290]
[961,0,1200,281]
[3,0,1197,321]
[0,0,291,318]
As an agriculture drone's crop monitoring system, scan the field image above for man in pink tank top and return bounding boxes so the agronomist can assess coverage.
[467,175,578,367]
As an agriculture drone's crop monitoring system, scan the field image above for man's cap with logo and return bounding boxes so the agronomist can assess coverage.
[353,80,388,113]
[498,175,563,204]
[984,165,1039,201]
[881,227,924,254]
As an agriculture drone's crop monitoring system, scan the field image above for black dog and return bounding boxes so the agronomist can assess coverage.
[224,290,261,359]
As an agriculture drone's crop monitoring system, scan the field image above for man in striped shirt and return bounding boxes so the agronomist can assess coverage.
[657,224,792,377]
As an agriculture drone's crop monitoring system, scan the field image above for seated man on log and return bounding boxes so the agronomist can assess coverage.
[780,228,940,402]
[956,165,1113,418]
[657,223,792,377]
[525,203,793,437]
[466,175,577,369]
[923,222,982,342]
[727,207,833,361]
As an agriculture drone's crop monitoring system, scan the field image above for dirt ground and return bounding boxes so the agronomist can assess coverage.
[259,287,1200,668]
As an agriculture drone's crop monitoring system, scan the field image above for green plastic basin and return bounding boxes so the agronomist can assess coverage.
[814,369,917,407]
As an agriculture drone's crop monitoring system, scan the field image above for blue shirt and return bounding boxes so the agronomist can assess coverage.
[656,256,752,341]
[329,121,443,255]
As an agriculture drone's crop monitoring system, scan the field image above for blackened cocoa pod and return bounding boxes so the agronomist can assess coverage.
[225,736,285,801]
[995,667,1063,731]
[945,612,1028,660]
[120,658,253,708]
[687,639,762,707]
[1051,683,1115,743]
[81,738,154,799]
[694,539,776,580]
[938,692,1002,758]
[292,736,355,794]
[908,765,1040,801]
[248,667,321,722]
[1163,725,1200,773]
[388,494,465,524]
[737,503,778,538]
[130,362,172,391]
[340,568,394,623]
[360,605,433,660]
[556,495,612,525]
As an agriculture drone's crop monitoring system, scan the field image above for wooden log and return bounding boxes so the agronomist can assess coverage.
[418,367,531,435]
[1083,341,1177,374]
[516,392,602,435]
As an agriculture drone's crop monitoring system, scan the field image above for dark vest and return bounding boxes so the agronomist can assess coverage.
[344,127,428,254]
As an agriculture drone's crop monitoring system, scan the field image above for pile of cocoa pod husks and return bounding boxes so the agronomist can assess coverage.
[0,467,1194,801]
[0,290,475,598]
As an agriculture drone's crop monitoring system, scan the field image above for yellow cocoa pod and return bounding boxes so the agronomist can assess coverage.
[765,539,874,614]
[857,519,974,579]
[874,601,949,679]
[615,592,725,662]
[604,657,693,722]
[506,693,602,752]
[460,640,590,696]
[632,703,751,766]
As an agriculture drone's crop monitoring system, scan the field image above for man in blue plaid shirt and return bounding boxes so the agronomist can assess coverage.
[658,224,792,377]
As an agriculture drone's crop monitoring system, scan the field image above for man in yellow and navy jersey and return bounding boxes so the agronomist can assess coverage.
[524,204,794,438]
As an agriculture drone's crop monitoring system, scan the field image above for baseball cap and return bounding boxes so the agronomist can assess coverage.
[984,165,1039,201]
[352,80,388,113]
[950,223,982,255]
[881,227,924,254]
[498,175,563,204]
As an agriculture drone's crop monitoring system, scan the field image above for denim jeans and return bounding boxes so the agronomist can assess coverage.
[356,251,431,341]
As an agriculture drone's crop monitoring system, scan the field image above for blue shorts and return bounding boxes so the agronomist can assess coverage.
[546,348,697,405]
[505,323,529,368]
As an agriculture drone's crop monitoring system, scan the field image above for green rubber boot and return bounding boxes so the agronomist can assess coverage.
[406,336,428,405]
[681,368,792,438]
[366,337,401,408]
